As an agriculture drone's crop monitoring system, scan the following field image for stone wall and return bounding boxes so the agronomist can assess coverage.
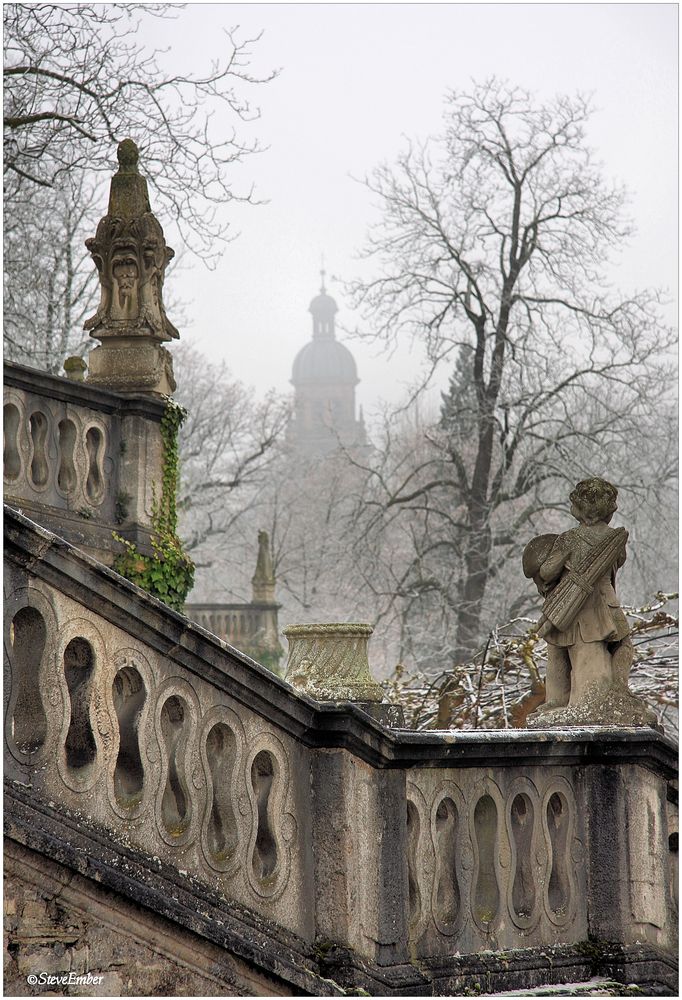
[4,505,679,995]
[5,841,290,998]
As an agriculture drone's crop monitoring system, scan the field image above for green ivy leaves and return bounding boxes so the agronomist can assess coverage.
[113,398,194,612]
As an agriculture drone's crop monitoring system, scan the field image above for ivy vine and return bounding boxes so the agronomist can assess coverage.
[113,398,194,612]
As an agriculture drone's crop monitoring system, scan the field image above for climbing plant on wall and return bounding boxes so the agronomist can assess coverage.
[114,398,195,612]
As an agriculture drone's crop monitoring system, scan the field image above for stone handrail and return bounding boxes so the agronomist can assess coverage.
[4,506,678,993]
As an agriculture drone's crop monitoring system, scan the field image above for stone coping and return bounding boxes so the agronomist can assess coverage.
[3,360,166,421]
[5,505,678,779]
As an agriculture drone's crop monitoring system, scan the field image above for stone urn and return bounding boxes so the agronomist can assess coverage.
[282,623,384,703]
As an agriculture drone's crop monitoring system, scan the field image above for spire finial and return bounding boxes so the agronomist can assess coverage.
[320,253,326,294]
[252,529,276,603]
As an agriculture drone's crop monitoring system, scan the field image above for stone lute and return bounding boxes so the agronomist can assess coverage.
[537,527,628,638]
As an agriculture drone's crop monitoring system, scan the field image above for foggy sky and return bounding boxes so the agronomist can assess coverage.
[141,3,678,418]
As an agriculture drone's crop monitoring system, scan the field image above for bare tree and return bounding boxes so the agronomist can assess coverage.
[266,451,372,621]
[173,343,290,565]
[350,80,676,667]
[3,3,275,259]
[4,170,100,370]
[4,4,274,371]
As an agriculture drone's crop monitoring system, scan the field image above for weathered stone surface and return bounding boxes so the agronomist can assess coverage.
[522,478,659,729]
[86,340,176,396]
[528,686,661,730]
[4,507,679,996]
[84,140,178,395]
[63,356,87,382]
[283,622,385,702]
[4,839,300,997]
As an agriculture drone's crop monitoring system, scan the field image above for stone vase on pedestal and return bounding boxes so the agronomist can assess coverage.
[283,623,404,726]
[283,623,382,701]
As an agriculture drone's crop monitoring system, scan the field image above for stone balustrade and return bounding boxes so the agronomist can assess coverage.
[186,602,282,669]
[4,505,678,995]
[3,362,164,565]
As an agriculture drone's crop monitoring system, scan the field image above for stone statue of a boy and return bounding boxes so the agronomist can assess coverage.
[522,477,659,729]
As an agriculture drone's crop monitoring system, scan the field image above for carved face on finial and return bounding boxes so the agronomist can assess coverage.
[111,249,139,316]
[117,138,139,171]
[113,253,138,289]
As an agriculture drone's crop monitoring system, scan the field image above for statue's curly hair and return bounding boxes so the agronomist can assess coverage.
[569,477,618,524]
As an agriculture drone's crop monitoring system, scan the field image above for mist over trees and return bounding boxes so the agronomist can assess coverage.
[4,170,99,371]
[345,80,676,678]
[2,7,675,712]
[3,2,274,368]
[178,81,676,697]
[173,343,290,562]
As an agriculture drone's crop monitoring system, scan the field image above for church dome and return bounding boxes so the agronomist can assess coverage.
[309,290,338,320]
[291,338,358,385]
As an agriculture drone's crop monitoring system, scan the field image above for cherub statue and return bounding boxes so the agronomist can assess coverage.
[522,477,659,729]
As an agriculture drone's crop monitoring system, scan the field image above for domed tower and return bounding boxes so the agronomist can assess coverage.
[287,273,366,456]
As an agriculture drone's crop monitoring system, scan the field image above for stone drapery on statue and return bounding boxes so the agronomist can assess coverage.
[84,139,178,395]
[521,477,659,730]
[537,526,628,637]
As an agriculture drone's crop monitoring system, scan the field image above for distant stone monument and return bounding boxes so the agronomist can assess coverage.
[84,138,178,395]
[251,529,276,604]
[185,530,283,673]
[522,477,659,729]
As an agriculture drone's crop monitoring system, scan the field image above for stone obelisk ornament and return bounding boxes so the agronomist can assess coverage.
[522,477,659,730]
[84,139,178,395]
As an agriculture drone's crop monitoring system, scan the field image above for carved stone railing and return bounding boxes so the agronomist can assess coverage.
[4,506,678,994]
[3,362,164,564]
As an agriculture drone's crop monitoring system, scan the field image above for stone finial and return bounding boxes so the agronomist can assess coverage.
[83,139,178,395]
[522,477,660,730]
[107,138,152,220]
[283,622,384,703]
[251,530,276,604]
[63,356,87,382]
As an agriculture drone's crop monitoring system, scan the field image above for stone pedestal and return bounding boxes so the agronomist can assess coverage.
[283,623,385,703]
[527,685,661,730]
[87,340,176,396]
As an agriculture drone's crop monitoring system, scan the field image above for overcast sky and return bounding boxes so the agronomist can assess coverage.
[144,3,678,419]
